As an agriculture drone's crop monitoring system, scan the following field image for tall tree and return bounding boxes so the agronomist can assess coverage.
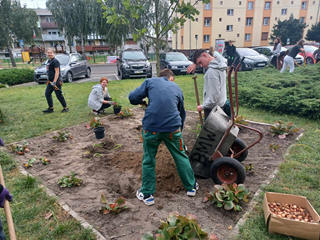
[0,0,39,67]
[269,14,307,46]
[102,0,210,75]
[306,22,320,43]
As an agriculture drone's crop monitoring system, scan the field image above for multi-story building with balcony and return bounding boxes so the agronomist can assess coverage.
[173,0,320,55]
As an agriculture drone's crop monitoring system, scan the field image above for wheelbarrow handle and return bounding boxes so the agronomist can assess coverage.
[192,76,203,126]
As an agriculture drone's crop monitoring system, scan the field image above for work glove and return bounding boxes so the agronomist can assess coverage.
[0,137,4,146]
[108,101,115,105]
[141,101,148,107]
[0,184,12,208]
[51,81,56,87]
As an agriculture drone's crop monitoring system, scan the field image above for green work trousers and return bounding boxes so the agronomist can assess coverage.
[141,129,196,196]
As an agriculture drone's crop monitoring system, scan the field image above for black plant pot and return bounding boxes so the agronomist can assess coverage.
[113,106,122,115]
[93,126,105,139]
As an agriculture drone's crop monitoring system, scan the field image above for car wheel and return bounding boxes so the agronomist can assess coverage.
[306,57,314,64]
[85,68,91,78]
[119,68,126,80]
[66,72,73,83]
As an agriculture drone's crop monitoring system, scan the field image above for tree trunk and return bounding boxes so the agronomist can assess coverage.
[7,46,17,68]
[80,34,86,58]
[155,0,160,76]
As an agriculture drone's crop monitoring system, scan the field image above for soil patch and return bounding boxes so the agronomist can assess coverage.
[11,107,301,239]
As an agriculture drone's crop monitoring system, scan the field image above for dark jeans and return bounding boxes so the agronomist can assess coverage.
[45,80,67,108]
[98,97,112,111]
[204,100,231,121]
[0,216,5,240]
[271,55,278,68]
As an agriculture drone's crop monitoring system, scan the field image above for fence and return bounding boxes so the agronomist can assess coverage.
[0,58,40,68]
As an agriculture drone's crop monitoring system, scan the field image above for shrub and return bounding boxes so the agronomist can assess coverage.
[0,68,34,85]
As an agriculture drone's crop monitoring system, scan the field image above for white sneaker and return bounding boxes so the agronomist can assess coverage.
[187,182,199,197]
[92,110,99,115]
[136,189,155,206]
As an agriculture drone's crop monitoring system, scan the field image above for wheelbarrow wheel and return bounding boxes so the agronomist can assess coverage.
[229,138,248,162]
[210,157,245,184]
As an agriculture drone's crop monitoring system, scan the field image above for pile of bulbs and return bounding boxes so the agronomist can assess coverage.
[268,202,314,223]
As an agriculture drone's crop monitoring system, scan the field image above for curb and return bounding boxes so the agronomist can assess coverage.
[17,165,107,240]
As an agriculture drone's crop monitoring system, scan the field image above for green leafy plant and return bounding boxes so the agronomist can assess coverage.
[142,212,218,240]
[204,183,250,211]
[39,157,50,165]
[118,107,133,117]
[245,164,255,174]
[100,194,129,214]
[24,158,36,167]
[52,131,73,142]
[87,117,103,129]
[113,98,121,108]
[8,141,29,155]
[58,172,83,188]
[270,121,299,138]
[0,83,9,89]
[269,143,280,152]
[0,68,34,86]
[235,116,249,126]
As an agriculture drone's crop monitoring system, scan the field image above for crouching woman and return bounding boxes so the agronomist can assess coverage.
[88,77,116,115]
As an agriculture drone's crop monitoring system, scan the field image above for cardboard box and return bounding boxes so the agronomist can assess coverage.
[263,192,320,240]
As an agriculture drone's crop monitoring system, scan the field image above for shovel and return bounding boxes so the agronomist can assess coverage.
[192,76,203,126]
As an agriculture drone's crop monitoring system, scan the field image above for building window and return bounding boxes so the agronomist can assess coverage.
[265,2,271,9]
[219,34,221,37]
[310,16,313,20]
[301,1,307,9]
[300,17,305,23]
[237,33,240,37]
[226,25,233,31]
[263,17,270,25]
[204,2,211,9]
[248,2,254,10]
[204,18,211,27]
[239,1,241,5]
[219,18,222,21]
[220,1,223,5]
[196,18,198,22]
[281,9,287,15]
[291,1,294,5]
[50,42,55,47]
[195,1,198,4]
[245,34,251,41]
[275,17,278,20]
[48,32,52,35]
[46,17,54,23]
[181,36,183,44]
[227,9,234,16]
[261,32,268,41]
[277,1,280,4]
[181,25,184,29]
[246,18,253,26]
[204,35,210,42]
[313,1,316,4]
[238,17,241,21]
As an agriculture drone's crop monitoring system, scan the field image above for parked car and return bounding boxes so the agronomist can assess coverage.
[286,45,318,64]
[223,48,269,71]
[188,50,227,73]
[117,49,152,79]
[34,53,91,84]
[159,52,193,75]
[252,46,304,65]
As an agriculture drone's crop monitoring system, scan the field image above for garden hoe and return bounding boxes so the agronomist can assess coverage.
[0,165,16,240]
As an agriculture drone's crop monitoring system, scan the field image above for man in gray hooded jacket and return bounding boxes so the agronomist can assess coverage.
[187,49,230,120]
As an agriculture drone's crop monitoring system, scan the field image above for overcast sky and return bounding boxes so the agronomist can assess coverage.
[20,0,47,9]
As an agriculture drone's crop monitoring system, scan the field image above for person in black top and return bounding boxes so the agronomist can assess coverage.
[43,48,69,113]
[313,46,320,63]
[280,39,306,73]
[226,40,236,72]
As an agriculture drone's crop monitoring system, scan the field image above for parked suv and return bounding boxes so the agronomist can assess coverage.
[117,50,152,79]
[34,53,91,84]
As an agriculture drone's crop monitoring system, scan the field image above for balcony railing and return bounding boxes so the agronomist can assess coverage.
[76,45,110,51]
[40,22,58,28]
[42,34,65,41]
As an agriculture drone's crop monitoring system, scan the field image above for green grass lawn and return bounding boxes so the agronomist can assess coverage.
[1,68,320,239]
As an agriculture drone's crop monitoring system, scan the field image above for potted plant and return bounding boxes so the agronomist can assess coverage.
[89,117,105,139]
[112,98,122,115]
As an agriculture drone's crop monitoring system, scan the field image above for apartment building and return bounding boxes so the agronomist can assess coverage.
[173,0,320,54]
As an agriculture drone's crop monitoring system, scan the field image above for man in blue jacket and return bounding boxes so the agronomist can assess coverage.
[129,69,198,206]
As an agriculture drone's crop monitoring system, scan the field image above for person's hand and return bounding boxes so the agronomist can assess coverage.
[187,63,197,74]
[51,81,56,87]
[0,185,13,208]
[196,105,203,112]
[108,101,115,105]
[0,137,4,146]
[141,100,148,107]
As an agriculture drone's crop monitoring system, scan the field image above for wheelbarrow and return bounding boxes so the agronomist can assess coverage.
[188,57,263,184]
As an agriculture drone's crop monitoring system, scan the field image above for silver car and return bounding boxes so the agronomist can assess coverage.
[34,53,91,84]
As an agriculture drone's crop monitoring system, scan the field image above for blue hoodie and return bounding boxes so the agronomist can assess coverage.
[129,77,186,132]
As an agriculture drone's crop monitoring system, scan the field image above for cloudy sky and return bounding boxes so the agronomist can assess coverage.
[20,0,47,9]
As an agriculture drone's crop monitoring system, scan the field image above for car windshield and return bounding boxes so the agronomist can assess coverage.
[304,46,318,52]
[123,51,146,60]
[166,53,188,61]
[55,55,70,65]
[237,48,260,56]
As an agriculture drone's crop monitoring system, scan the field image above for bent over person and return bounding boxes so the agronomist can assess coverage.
[128,69,198,206]
[43,48,69,113]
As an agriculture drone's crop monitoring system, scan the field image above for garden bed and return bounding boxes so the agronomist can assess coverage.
[10,107,301,239]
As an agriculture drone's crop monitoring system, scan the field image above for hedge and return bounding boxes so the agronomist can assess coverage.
[237,65,320,120]
[0,68,34,86]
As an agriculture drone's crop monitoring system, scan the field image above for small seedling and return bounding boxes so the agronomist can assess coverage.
[100,194,129,214]
[204,183,250,211]
[93,153,102,157]
[87,117,103,129]
[235,116,249,126]
[245,164,255,174]
[39,157,50,165]
[24,158,36,167]
[118,107,133,117]
[58,172,83,188]
[53,131,73,142]
[269,143,280,152]
[8,141,29,155]
[93,144,102,148]
[270,121,299,138]
[142,212,218,240]
[112,144,122,151]
[113,98,120,108]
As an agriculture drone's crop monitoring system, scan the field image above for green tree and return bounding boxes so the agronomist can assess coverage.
[306,22,320,43]
[102,0,210,75]
[0,0,39,67]
[269,14,307,46]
